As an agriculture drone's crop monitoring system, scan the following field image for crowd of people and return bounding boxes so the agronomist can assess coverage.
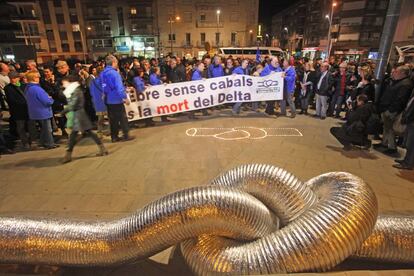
[0,52,413,170]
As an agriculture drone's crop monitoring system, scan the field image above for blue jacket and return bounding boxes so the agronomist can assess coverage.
[89,77,107,113]
[233,66,249,75]
[25,83,54,120]
[284,66,296,93]
[149,73,162,85]
[133,76,145,93]
[100,66,127,104]
[260,64,283,76]
[192,69,203,80]
[208,64,224,78]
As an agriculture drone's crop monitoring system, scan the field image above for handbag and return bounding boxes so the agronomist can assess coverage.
[393,112,406,135]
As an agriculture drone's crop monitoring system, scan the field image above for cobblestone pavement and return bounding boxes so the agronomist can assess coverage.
[0,109,413,275]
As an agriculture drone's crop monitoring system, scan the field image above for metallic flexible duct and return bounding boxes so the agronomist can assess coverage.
[0,186,277,266]
[181,168,378,274]
[210,164,317,225]
[352,215,414,263]
[0,164,412,273]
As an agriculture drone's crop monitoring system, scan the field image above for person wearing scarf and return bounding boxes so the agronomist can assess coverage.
[60,75,108,164]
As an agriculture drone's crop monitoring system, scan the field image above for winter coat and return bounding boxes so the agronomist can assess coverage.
[333,72,352,97]
[378,77,413,114]
[62,86,93,132]
[207,64,224,78]
[192,69,203,81]
[4,83,29,120]
[149,73,162,85]
[100,66,127,105]
[284,66,296,93]
[224,66,234,76]
[232,66,249,75]
[133,76,145,93]
[315,71,334,96]
[40,78,67,112]
[260,64,283,76]
[299,70,317,97]
[344,103,372,141]
[402,90,414,125]
[167,66,186,83]
[25,83,54,120]
[89,77,107,113]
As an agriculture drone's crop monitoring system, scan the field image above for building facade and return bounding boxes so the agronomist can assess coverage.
[3,0,259,62]
[82,0,158,59]
[0,1,26,61]
[7,0,88,63]
[270,0,390,62]
[156,0,259,59]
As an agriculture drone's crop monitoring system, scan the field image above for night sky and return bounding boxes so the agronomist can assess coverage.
[259,0,300,26]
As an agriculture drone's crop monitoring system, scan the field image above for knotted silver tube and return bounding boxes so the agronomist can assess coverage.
[0,164,412,274]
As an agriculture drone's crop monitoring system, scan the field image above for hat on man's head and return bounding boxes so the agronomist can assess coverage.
[8,71,21,79]
[56,60,68,68]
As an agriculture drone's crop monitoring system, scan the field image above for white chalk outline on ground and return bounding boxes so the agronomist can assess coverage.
[185,127,303,140]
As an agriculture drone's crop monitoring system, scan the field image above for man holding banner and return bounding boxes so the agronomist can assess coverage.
[101,55,133,143]
[232,59,250,115]
[260,57,283,116]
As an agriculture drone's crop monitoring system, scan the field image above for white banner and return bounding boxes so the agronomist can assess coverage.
[125,73,284,121]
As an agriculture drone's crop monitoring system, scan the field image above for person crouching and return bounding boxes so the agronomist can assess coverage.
[60,75,108,164]
[330,94,372,151]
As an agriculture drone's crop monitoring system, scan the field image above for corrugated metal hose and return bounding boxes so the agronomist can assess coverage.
[0,164,412,274]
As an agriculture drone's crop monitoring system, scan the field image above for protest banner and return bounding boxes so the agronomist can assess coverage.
[125,72,284,121]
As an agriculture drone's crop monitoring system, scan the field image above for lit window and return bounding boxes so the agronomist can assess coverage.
[130,8,136,15]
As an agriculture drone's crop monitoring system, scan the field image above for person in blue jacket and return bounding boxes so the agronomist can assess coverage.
[149,66,169,123]
[191,62,204,81]
[232,59,249,115]
[89,67,107,137]
[260,56,283,115]
[191,62,208,117]
[25,71,57,149]
[281,58,297,118]
[149,67,162,85]
[100,55,132,143]
[207,55,224,78]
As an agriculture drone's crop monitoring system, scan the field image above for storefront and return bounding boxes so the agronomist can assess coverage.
[302,47,324,60]
[113,36,158,58]
[333,49,368,63]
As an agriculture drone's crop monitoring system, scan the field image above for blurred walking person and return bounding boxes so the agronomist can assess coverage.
[60,75,108,164]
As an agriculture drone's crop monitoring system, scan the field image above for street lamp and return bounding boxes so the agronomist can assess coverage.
[216,9,221,52]
[326,1,337,59]
[168,15,180,55]
[283,27,289,53]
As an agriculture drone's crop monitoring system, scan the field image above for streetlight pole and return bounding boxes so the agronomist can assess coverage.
[284,27,289,53]
[216,9,220,53]
[79,29,87,64]
[169,15,180,55]
[326,1,337,59]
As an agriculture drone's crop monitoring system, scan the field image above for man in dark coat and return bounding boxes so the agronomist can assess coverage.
[329,63,352,118]
[330,94,372,151]
[4,71,37,150]
[394,89,414,170]
[41,66,68,137]
[167,57,186,83]
[315,62,334,119]
[375,64,414,154]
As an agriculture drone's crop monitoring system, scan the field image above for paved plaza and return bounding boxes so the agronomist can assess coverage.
[0,110,413,275]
